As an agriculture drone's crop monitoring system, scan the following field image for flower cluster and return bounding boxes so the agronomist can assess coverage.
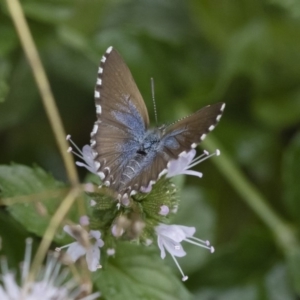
[56,223,104,272]
[0,238,100,300]
[63,135,219,280]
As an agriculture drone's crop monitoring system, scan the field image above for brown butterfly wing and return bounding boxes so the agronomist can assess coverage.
[161,102,226,158]
[90,47,150,188]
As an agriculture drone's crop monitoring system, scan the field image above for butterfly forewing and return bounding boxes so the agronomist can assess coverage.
[91,47,150,187]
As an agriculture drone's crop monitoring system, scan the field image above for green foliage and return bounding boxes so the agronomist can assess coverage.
[1,0,300,298]
[0,164,72,242]
[94,242,191,300]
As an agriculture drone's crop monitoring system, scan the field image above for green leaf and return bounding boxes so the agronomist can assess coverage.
[190,0,264,49]
[218,120,280,184]
[194,263,293,299]
[23,2,72,24]
[195,285,258,300]
[93,242,191,300]
[0,25,18,56]
[101,0,191,44]
[0,58,38,130]
[265,263,295,299]
[188,227,276,287]
[253,91,300,129]
[0,209,29,266]
[0,164,72,242]
[282,132,300,223]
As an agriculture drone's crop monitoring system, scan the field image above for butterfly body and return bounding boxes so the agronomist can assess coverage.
[90,46,225,198]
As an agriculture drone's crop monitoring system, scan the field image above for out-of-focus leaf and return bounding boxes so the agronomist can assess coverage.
[0,80,9,104]
[218,20,270,80]
[64,1,106,35]
[283,132,300,223]
[0,58,38,130]
[187,227,276,287]
[101,0,191,44]
[265,263,295,299]
[0,210,29,266]
[0,25,18,56]
[190,0,264,49]
[93,242,192,300]
[23,2,72,23]
[0,59,11,104]
[194,263,294,300]
[253,91,300,128]
[194,285,258,300]
[43,44,96,91]
[57,27,99,63]
[268,0,300,18]
[0,164,75,243]
[218,120,280,184]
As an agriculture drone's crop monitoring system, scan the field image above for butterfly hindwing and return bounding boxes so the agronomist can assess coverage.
[126,103,225,192]
[161,102,225,158]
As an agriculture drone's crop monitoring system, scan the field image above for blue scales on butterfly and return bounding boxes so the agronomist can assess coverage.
[90,46,225,200]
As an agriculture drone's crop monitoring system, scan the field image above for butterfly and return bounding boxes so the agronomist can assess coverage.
[90,46,225,199]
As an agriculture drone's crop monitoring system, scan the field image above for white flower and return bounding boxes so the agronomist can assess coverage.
[56,225,104,272]
[155,223,214,281]
[166,149,220,178]
[66,135,98,175]
[0,238,100,300]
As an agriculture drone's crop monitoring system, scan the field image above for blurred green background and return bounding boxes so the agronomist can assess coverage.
[1,0,300,299]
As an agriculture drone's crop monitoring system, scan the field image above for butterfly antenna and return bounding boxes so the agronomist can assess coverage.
[151,77,158,125]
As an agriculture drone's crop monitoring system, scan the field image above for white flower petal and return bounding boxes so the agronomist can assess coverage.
[82,145,98,173]
[157,236,166,259]
[86,245,100,272]
[76,162,97,175]
[66,242,86,261]
[166,150,196,177]
[162,237,186,257]
[156,224,186,242]
[89,230,101,240]
[96,239,104,248]
[0,287,10,300]
[175,225,196,237]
